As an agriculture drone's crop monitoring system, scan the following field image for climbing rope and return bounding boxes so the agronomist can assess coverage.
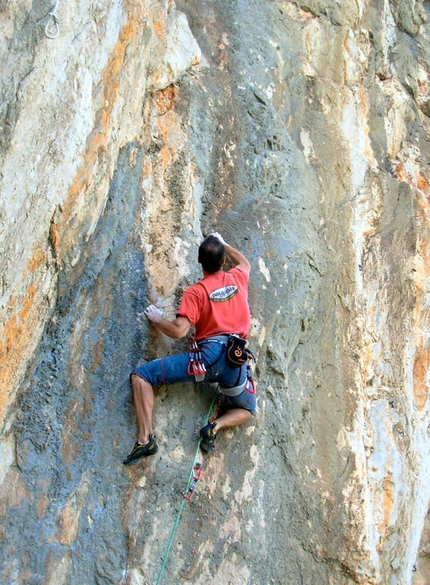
[155,389,218,585]
[44,0,60,39]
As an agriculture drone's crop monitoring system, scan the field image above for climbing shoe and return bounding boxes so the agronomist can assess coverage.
[200,422,217,453]
[123,436,158,465]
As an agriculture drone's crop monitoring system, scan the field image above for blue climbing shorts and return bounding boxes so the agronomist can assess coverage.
[131,337,256,414]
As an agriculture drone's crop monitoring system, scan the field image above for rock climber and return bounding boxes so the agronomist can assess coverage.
[123,232,256,465]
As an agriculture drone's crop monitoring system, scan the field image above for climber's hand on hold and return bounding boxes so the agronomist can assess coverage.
[208,233,251,274]
[208,232,228,246]
[144,305,164,324]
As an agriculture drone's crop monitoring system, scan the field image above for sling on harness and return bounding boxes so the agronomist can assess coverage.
[245,349,256,394]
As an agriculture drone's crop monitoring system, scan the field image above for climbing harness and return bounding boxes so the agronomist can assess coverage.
[44,0,60,39]
[155,390,218,585]
[182,463,202,501]
[188,340,206,382]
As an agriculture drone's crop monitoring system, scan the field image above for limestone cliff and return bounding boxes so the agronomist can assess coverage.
[1,1,430,584]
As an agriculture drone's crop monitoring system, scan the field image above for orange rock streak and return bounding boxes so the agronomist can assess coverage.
[0,5,145,428]
[396,163,430,410]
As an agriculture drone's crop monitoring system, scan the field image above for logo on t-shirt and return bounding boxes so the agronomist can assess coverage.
[209,285,238,302]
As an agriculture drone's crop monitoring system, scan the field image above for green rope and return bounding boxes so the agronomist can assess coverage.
[155,390,218,585]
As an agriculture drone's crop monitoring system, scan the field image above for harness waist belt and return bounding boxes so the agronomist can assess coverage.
[202,335,229,345]
[220,379,247,397]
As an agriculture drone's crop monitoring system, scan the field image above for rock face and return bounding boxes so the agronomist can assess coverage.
[1,0,430,583]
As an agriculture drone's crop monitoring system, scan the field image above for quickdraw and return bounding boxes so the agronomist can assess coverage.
[181,463,202,501]
[44,0,61,39]
[245,350,256,394]
[188,340,206,381]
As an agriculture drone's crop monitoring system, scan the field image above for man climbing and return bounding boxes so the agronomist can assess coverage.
[123,232,256,465]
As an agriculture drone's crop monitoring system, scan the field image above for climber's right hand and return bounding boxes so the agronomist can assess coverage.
[208,232,227,246]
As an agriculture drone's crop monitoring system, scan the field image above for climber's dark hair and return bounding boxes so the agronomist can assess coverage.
[198,235,225,273]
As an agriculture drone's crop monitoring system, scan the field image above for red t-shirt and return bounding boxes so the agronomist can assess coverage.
[177,267,251,341]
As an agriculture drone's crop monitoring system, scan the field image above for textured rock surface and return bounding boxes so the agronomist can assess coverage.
[1,1,430,584]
